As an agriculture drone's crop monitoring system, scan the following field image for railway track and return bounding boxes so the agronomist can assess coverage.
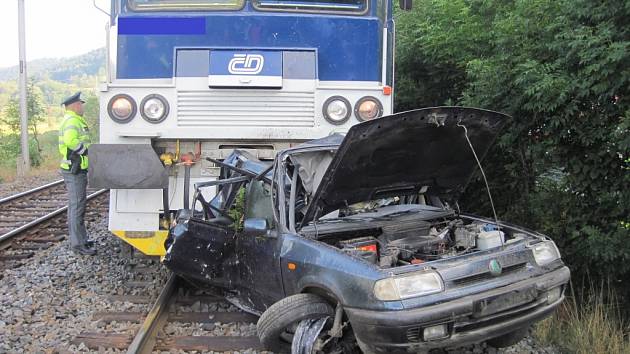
[0,179,108,268]
[73,273,265,353]
[2,180,264,352]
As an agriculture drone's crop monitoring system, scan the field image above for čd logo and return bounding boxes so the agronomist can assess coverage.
[229,54,264,74]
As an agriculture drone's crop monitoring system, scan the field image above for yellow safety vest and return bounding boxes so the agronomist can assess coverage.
[58,111,91,170]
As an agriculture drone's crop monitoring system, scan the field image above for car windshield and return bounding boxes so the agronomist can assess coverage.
[129,0,244,10]
[318,197,447,221]
[252,0,367,13]
[283,148,450,230]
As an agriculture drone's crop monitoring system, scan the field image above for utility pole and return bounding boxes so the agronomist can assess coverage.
[17,0,30,176]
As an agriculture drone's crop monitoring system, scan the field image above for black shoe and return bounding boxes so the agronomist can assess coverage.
[86,240,96,247]
[73,245,97,256]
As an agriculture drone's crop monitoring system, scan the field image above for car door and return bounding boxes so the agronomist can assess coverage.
[164,218,239,289]
[234,179,285,311]
[163,180,243,290]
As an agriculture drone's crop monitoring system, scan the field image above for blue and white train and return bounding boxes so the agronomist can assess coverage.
[92,0,406,255]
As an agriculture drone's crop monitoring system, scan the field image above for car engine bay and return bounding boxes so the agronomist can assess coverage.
[301,205,527,268]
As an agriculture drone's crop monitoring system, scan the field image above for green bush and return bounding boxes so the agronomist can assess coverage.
[395,0,630,298]
[0,134,20,162]
[29,139,42,167]
[0,133,53,170]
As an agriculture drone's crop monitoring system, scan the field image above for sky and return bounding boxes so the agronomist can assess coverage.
[0,0,108,69]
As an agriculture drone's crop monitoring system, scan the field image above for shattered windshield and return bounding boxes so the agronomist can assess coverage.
[316,196,447,223]
[284,149,447,230]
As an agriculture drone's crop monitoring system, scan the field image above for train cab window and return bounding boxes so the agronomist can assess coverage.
[252,0,367,13]
[129,0,245,11]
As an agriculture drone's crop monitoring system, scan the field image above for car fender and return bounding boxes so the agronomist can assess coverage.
[279,233,405,310]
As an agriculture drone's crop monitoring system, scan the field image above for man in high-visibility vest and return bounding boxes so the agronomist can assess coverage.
[59,92,95,256]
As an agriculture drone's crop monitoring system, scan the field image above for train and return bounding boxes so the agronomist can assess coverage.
[90,0,407,256]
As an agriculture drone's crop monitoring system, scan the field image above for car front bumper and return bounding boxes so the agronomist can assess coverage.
[345,266,570,353]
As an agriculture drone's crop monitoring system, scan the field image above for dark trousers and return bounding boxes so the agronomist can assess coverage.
[61,170,89,247]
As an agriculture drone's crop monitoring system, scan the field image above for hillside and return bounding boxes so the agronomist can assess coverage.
[0,48,106,110]
[0,49,105,181]
[0,48,105,83]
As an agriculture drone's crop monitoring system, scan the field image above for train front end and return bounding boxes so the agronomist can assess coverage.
[91,0,395,255]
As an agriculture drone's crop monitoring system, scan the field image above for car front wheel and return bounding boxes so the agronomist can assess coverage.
[257,294,334,353]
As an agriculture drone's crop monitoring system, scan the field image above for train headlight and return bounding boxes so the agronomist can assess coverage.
[354,96,383,121]
[322,96,351,125]
[107,94,136,123]
[140,94,169,123]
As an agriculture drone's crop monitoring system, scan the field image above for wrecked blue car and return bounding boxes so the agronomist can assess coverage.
[163,107,570,353]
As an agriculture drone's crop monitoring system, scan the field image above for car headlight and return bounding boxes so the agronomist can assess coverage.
[374,271,444,301]
[354,96,383,121]
[323,96,351,125]
[140,94,169,123]
[107,94,136,123]
[530,241,561,266]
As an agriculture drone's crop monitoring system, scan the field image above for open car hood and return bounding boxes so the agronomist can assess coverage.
[300,107,509,225]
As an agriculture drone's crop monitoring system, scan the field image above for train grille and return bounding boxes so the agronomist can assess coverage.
[177,90,315,127]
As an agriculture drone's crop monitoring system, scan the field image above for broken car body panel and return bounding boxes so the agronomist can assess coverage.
[163,107,570,352]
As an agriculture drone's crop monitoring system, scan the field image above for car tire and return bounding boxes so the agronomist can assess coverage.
[487,326,530,348]
[257,293,334,353]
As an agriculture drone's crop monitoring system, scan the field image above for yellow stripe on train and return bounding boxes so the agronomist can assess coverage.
[112,230,169,256]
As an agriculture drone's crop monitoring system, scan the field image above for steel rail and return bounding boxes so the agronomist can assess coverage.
[0,179,64,205]
[0,189,108,243]
[127,273,179,354]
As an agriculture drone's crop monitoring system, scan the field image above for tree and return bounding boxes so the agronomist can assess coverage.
[1,80,46,132]
[82,93,100,143]
[1,79,46,157]
[395,0,630,289]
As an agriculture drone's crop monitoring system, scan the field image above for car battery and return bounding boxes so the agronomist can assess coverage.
[338,237,378,264]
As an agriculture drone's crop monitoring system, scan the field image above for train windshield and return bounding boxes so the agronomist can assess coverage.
[129,0,367,12]
[129,0,245,10]
[253,0,367,12]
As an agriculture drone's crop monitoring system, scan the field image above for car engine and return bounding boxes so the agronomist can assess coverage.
[333,218,510,268]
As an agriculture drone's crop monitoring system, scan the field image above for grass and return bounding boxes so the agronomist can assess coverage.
[534,281,630,354]
[0,130,60,183]
[0,157,59,183]
[0,164,58,183]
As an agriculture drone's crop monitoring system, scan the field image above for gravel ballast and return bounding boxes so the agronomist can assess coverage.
[0,214,169,353]
[0,171,61,199]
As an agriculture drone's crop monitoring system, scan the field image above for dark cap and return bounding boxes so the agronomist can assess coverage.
[61,92,85,106]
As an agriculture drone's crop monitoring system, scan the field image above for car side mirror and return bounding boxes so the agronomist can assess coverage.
[244,218,268,236]
[399,0,412,10]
